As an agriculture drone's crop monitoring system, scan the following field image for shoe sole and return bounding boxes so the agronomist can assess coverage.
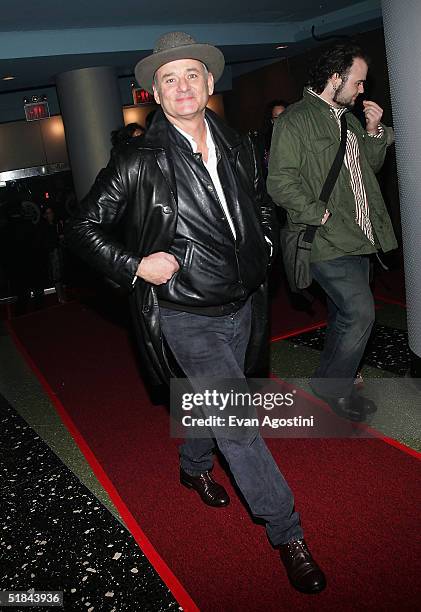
[330,409,367,422]
[292,580,327,594]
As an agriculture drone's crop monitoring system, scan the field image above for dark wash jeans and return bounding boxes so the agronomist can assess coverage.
[310,255,375,398]
[160,299,303,546]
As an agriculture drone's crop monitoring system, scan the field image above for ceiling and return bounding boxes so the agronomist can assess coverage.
[1,0,382,93]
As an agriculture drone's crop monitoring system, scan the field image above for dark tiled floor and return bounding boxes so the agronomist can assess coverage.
[286,323,411,376]
[0,393,180,611]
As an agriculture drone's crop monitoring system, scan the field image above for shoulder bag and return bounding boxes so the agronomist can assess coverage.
[280,112,348,292]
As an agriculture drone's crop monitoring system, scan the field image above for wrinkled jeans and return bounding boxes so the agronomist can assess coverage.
[310,255,375,398]
[160,299,303,546]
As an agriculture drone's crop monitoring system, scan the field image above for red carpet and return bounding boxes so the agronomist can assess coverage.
[268,268,327,339]
[9,301,421,611]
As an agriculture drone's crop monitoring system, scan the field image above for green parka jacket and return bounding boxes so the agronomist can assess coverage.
[267,89,397,262]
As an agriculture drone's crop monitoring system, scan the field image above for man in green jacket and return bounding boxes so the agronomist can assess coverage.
[267,44,397,421]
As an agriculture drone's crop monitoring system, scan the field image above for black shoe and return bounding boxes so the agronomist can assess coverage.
[311,386,376,422]
[351,390,377,414]
[326,396,368,422]
[278,539,326,594]
[180,468,230,507]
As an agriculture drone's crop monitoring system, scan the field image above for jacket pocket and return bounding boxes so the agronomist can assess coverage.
[305,137,335,154]
[182,239,194,271]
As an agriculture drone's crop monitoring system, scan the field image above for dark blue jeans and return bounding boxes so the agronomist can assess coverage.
[160,299,303,546]
[310,255,375,398]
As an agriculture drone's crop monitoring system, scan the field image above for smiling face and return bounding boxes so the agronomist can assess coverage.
[333,56,368,108]
[152,58,214,124]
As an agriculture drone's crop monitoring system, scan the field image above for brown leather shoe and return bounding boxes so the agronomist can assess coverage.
[278,539,326,594]
[180,468,230,507]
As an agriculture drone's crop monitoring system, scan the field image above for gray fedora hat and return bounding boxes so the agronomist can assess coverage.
[135,31,225,93]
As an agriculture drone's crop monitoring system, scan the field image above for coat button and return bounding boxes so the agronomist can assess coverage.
[162,205,172,214]
[207,184,214,191]
[142,305,151,313]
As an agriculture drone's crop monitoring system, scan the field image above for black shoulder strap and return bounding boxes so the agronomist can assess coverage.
[319,112,348,203]
[303,112,347,243]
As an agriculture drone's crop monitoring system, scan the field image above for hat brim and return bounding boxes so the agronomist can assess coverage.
[134,43,225,94]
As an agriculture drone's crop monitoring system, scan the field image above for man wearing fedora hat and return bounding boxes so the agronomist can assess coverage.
[66,31,326,594]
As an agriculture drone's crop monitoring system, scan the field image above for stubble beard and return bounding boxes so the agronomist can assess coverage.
[333,83,355,109]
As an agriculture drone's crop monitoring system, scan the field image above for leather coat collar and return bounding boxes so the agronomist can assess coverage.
[141,107,243,152]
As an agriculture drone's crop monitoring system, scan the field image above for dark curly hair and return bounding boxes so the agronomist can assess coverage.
[307,44,369,94]
[110,122,144,149]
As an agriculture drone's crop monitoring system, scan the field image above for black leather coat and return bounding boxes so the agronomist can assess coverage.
[66,108,277,386]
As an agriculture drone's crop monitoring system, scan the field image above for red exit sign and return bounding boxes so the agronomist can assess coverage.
[24,101,50,121]
[132,88,154,105]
